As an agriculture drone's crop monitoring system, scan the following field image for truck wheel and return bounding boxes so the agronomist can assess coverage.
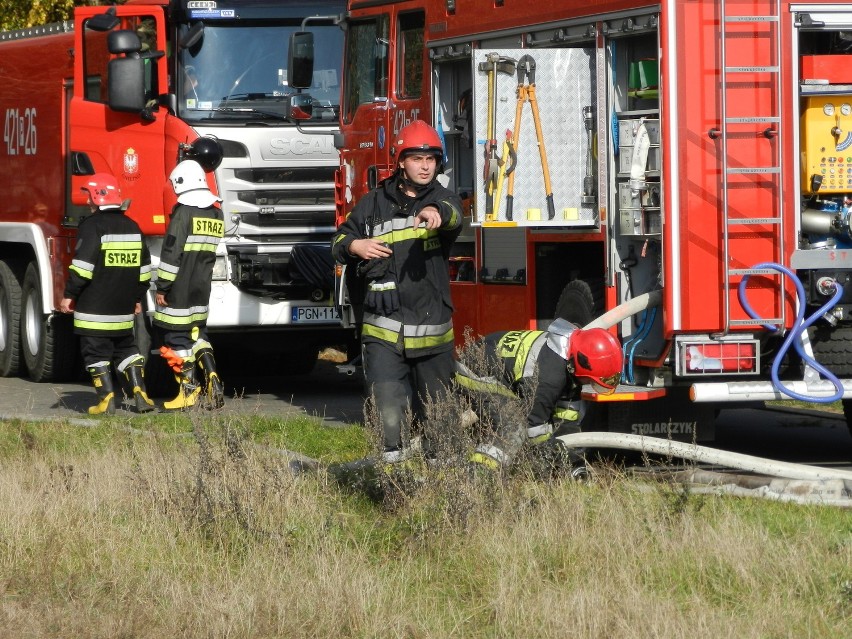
[809,325,852,437]
[809,324,852,376]
[133,312,176,398]
[0,260,23,377]
[842,401,852,438]
[555,278,604,327]
[843,401,852,439]
[21,262,76,382]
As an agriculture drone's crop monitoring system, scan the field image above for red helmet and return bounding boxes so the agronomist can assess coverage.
[81,173,123,208]
[392,120,444,166]
[568,328,623,395]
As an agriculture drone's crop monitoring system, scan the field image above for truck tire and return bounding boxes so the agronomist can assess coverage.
[809,324,852,376]
[0,260,23,377]
[21,262,76,382]
[809,325,852,437]
[842,401,852,439]
[133,312,177,398]
[553,279,608,433]
[554,278,604,327]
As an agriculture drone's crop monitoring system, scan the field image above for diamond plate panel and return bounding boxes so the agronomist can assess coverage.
[473,48,596,227]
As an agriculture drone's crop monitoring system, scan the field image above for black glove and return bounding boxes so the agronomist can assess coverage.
[364,280,400,315]
[356,253,391,280]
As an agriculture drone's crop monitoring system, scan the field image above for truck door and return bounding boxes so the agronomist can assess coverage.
[69,7,169,237]
[339,8,429,218]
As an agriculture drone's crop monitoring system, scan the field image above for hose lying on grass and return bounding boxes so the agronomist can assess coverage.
[557,431,852,507]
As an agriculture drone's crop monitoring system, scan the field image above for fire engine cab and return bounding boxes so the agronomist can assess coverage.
[1,0,349,387]
[333,0,852,439]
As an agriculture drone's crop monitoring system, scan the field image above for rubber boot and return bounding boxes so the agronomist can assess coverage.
[123,362,156,413]
[197,348,224,409]
[163,360,201,410]
[87,363,115,415]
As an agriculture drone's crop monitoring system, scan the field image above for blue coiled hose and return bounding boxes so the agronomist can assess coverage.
[738,262,844,403]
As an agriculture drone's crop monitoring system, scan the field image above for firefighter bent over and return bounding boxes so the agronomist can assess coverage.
[455,319,623,472]
[154,160,225,410]
[60,173,155,415]
[332,121,463,463]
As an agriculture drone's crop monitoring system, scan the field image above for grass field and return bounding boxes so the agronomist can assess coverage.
[0,411,850,638]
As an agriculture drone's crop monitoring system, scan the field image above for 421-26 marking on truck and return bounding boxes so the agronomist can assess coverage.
[3,108,37,156]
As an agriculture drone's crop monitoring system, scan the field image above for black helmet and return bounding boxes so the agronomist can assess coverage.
[189,136,223,171]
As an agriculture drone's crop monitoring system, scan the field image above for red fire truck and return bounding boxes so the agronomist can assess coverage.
[333,0,852,439]
[0,0,350,386]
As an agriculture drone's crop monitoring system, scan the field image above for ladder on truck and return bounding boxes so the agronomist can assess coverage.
[718,0,785,333]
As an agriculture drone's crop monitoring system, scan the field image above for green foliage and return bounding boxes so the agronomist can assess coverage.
[0,1,118,32]
[0,412,369,464]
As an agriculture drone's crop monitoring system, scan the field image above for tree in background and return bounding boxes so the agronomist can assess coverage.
[0,1,119,32]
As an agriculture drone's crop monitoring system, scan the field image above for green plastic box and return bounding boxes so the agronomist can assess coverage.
[628,59,658,98]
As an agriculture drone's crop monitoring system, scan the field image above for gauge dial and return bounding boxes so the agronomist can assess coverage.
[841,103,852,116]
[824,103,836,116]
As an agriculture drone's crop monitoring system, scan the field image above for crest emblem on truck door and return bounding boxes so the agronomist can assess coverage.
[123,148,139,179]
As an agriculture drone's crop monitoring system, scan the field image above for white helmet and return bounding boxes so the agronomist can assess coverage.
[168,160,222,207]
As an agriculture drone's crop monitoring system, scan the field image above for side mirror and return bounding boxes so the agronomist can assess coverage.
[179,21,205,50]
[108,57,147,112]
[287,94,314,121]
[86,7,120,32]
[288,31,314,89]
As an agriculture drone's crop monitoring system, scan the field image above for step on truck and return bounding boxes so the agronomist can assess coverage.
[333,0,852,439]
[0,0,351,387]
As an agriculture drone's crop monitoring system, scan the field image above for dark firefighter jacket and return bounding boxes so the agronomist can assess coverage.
[331,173,462,357]
[153,202,224,331]
[64,208,152,336]
[455,329,577,430]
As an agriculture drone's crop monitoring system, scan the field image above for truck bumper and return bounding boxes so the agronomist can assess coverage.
[206,281,342,330]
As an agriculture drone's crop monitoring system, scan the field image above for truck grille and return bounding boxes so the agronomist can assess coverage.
[233,167,335,183]
[231,166,336,228]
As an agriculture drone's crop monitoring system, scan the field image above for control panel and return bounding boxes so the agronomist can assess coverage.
[801,95,852,194]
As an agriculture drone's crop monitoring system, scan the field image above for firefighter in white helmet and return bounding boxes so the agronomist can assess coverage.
[154,159,225,410]
[60,173,155,415]
[331,120,463,463]
[456,319,623,471]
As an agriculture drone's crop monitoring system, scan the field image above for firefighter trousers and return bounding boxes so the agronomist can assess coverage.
[80,334,140,369]
[161,325,212,361]
[362,342,456,456]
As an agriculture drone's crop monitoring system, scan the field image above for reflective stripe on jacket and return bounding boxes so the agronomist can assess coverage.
[64,209,151,336]
[332,173,462,357]
[456,328,576,429]
[154,203,224,330]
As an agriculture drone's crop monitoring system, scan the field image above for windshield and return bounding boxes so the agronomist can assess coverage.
[178,22,342,123]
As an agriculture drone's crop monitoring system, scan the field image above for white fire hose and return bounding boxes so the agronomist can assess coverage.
[566,291,852,504]
[556,431,852,510]
[556,432,852,482]
[582,289,662,330]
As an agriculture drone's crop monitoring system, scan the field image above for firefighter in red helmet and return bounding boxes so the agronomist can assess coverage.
[59,173,155,415]
[455,319,623,472]
[331,120,463,463]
